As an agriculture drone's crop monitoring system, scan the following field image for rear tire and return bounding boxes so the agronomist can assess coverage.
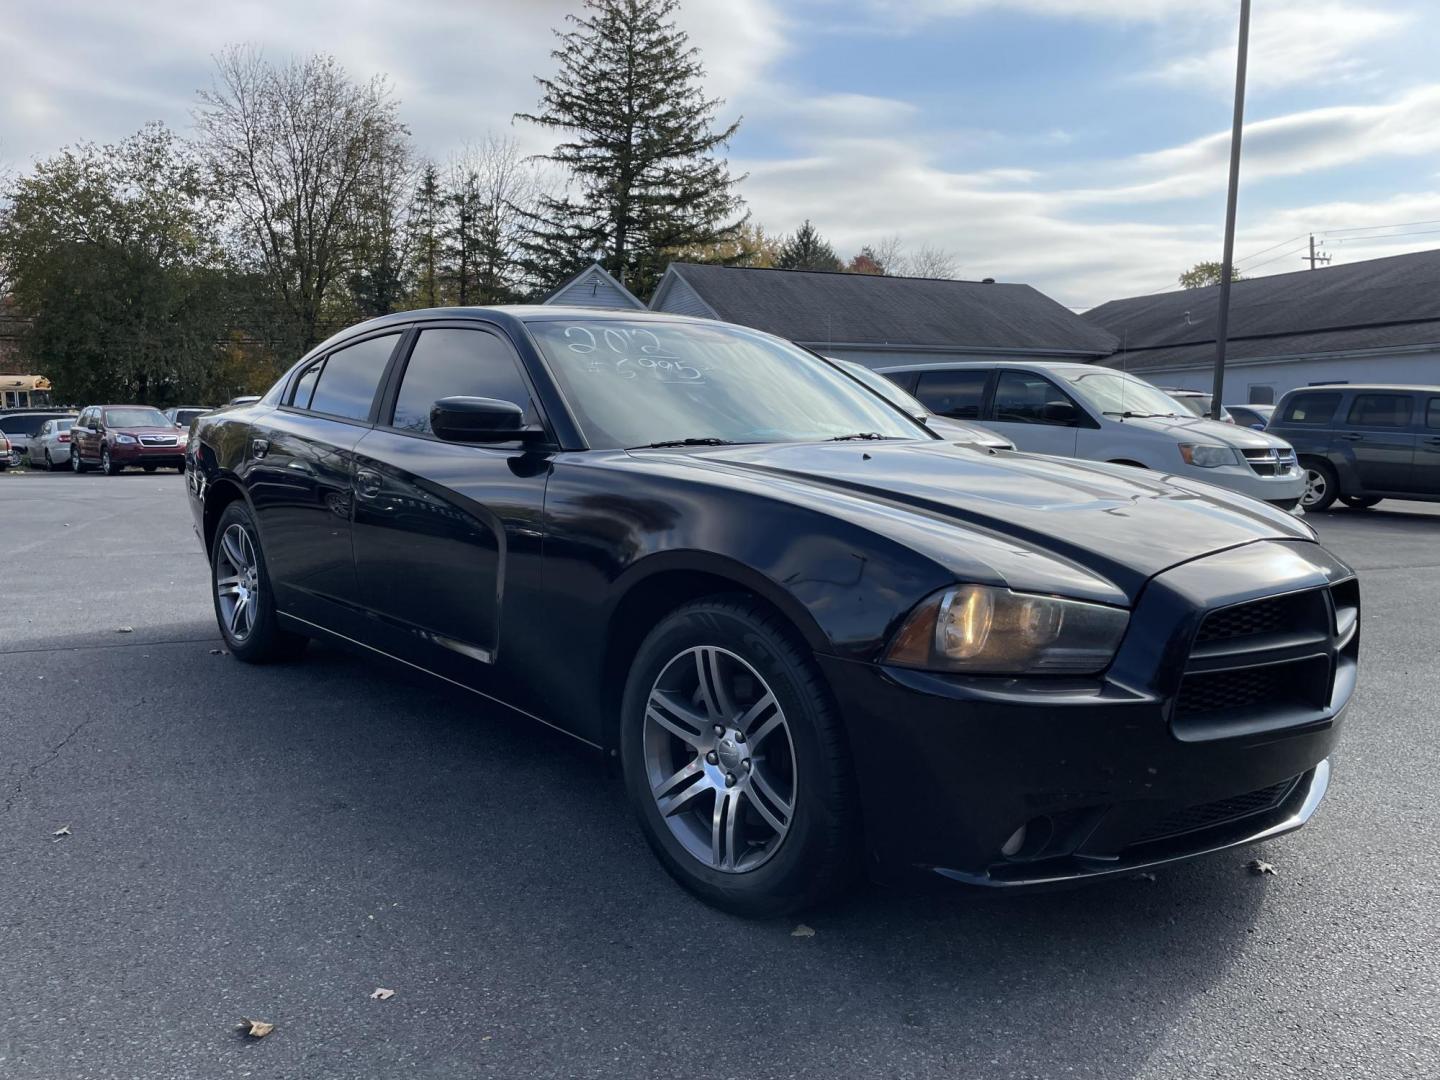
[211,501,308,664]
[1340,495,1381,510]
[1300,461,1338,511]
[620,596,859,917]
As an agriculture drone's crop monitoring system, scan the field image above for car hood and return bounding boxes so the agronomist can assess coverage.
[1117,413,1288,448]
[114,426,183,437]
[925,416,1014,450]
[641,439,1315,603]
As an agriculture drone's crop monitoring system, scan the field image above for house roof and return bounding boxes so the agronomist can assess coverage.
[541,261,646,309]
[1085,247,1440,372]
[658,263,1119,356]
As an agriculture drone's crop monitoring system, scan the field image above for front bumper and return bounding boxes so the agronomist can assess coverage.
[108,440,186,465]
[824,539,1356,886]
[1183,462,1304,506]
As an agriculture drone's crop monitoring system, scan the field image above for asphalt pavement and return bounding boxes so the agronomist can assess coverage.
[1,469,1437,1079]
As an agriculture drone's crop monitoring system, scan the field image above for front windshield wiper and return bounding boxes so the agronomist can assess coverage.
[1101,410,1164,419]
[829,432,897,441]
[630,437,737,450]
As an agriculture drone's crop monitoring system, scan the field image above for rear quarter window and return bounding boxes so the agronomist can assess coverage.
[1278,391,1341,425]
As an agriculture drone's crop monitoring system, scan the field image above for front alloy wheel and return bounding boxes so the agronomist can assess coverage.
[643,646,797,873]
[1300,462,1338,511]
[102,446,121,475]
[621,597,858,917]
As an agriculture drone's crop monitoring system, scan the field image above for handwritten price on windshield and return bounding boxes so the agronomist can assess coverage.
[563,326,703,381]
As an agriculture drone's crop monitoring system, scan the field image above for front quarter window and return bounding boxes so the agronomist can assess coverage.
[528,319,929,450]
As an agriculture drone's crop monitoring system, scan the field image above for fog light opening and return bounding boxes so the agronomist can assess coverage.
[1001,825,1027,858]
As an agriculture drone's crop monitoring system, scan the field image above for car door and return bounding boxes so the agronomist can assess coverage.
[350,323,553,711]
[1338,391,1417,493]
[912,368,992,425]
[245,329,403,631]
[1416,394,1440,497]
[73,408,97,461]
[982,369,1083,457]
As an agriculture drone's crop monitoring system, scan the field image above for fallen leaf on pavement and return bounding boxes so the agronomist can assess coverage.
[52,825,71,841]
[791,924,816,938]
[1247,859,1277,876]
[115,626,134,633]
[1132,871,1157,882]
[370,988,395,1001]
[240,1018,274,1038]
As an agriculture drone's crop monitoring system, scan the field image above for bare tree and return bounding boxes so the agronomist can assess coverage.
[443,136,544,305]
[194,46,409,350]
[845,235,961,279]
[903,244,962,279]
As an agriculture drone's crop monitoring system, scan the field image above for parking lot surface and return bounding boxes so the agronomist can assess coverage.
[2,470,1437,1079]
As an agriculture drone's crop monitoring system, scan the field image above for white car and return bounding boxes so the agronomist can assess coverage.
[34,417,76,470]
[877,361,1305,510]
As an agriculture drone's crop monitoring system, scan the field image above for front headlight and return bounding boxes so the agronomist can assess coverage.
[1178,443,1237,468]
[113,433,137,444]
[886,585,1130,675]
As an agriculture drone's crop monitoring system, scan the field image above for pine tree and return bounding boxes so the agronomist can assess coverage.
[776,220,842,272]
[408,163,444,307]
[516,0,746,298]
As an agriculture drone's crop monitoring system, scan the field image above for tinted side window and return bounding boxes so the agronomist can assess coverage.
[1428,398,1440,430]
[1347,393,1413,428]
[1279,391,1340,425]
[289,357,324,409]
[993,371,1074,425]
[306,335,399,421]
[914,370,988,420]
[391,328,536,435]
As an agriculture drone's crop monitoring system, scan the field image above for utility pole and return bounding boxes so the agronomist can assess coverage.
[1302,234,1332,270]
[1210,0,1250,422]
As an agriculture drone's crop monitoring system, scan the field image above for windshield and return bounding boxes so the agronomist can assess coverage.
[1059,370,1183,418]
[103,407,169,427]
[1168,395,1207,417]
[529,320,930,449]
[832,359,928,417]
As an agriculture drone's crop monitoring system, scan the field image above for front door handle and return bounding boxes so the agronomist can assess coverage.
[1339,433,1363,441]
[1425,436,1440,445]
[355,468,383,499]
[252,437,270,458]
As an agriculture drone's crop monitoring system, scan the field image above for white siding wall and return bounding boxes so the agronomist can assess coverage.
[652,275,717,319]
[1111,350,1440,403]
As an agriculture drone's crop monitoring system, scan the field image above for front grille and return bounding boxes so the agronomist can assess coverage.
[139,435,178,447]
[1195,591,1317,643]
[1130,777,1298,846]
[1242,446,1296,477]
[1177,665,1291,715]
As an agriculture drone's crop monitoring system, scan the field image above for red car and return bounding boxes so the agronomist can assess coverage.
[70,405,188,475]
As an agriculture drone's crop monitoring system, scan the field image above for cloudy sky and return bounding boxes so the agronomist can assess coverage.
[5,0,1440,307]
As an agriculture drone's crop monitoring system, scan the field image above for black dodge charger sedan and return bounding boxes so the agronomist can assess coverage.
[186,307,1358,915]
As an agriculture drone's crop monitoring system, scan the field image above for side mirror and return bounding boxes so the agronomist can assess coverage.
[1041,401,1078,425]
[431,396,542,444]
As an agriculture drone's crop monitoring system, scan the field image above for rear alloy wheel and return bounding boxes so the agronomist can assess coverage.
[1339,495,1382,510]
[621,598,858,917]
[102,446,122,476]
[1300,461,1338,511]
[211,502,308,663]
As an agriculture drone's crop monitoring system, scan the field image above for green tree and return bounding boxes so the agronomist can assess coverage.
[1179,261,1244,289]
[775,220,842,272]
[408,162,445,308]
[516,0,746,298]
[0,123,234,404]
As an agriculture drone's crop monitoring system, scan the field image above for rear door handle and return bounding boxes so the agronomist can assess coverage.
[1339,433,1363,441]
[251,437,270,458]
[1425,436,1440,445]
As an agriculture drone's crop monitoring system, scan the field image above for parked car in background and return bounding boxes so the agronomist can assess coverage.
[1228,404,1275,431]
[825,356,1015,450]
[1269,383,1440,511]
[228,395,262,406]
[0,410,78,463]
[70,405,188,475]
[879,362,1305,509]
[188,307,1355,915]
[34,417,76,470]
[1161,388,1235,424]
[0,429,12,470]
[164,406,212,429]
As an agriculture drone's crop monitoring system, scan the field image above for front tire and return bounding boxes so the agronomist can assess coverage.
[620,597,858,917]
[1300,461,1338,511]
[1340,495,1381,509]
[211,501,308,664]
[71,449,88,473]
[102,447,122,476]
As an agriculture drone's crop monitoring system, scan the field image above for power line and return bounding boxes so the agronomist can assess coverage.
[1328,226,1440,244]
[1238,241,1311,273]
[1234,233,1306,266]
[1320,218,1440,236]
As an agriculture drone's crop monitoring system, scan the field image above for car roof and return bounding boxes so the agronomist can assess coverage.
[873,359,1097,375]
[1279,383,1440,395]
